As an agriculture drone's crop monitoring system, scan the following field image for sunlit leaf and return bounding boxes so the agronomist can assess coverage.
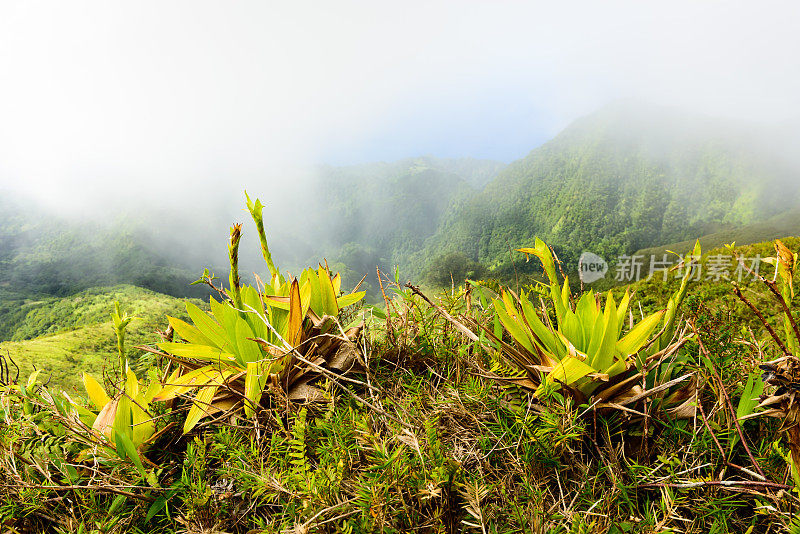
[241,285,268,339]
[303,268,323,316]
[332,272,342,295]
[142,370,162,404]
[287,278,303,347]
[244,361,268,418]
[616,290,630,337]
[157,342,237,363]
[113,391,132,442]
[26,369,41,389]
[318,265,339,316]
[519,297,563,361]
[536,357,595,397]
[493,299,536,354]
[153,366,235,402]
[184,384,220,433]
[131,394,154,447]
[168,316,215,347]
[617,310,665,355]
[337,291,366,309]
[234,317,261,365]
[187,301,229,349]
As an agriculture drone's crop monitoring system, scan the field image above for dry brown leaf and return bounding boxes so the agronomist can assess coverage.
[92,397,119,440]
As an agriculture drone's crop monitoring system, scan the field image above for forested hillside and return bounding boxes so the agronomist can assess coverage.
[415,102,800,281]
[633,208,800,259]
[0,157,504,302]
[307,156,504,290]
[0,195,210,299]
[0,284,196,391]
[4,105,800,299]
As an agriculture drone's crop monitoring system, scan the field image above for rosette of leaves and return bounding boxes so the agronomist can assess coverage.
[58,303,165,481]
[483,238,697,417]
[68,367,162,481]
[151,193,366,432]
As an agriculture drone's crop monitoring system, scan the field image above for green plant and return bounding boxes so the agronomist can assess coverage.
[487,238,697,411]
[111,301,134,372]
[735,239,800,480]
[65,303,163,481]
[152,193,366,432]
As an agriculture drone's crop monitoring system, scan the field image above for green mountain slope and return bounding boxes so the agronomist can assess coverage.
[306,156,505,290]
[633,208,800,260]
[414,102,800,280]
[0,195,211,299]
[0,284,199,392]
[1,157,504,302]
[4,105,799,296]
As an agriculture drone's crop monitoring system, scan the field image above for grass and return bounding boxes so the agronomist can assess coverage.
[0,284,201,393]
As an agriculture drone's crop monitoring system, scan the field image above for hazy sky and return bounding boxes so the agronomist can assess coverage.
[1,1,800,208]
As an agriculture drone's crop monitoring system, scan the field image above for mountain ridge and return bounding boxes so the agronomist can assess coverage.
[3,102,799,295]
[412,102,800,281]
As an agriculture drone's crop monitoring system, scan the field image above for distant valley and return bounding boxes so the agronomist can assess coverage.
[3,101,800,313]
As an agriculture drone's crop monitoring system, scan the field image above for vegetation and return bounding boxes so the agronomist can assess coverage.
[3,107,800,532]
[424,252,487,288]
[0,285,200,392]
[632,208,800,262]
[414,102,800,281]
[312,157,502,292]
[0,196,210,300]
[487,238,695,410]
[6,105,800,298]
[2,185,800,532]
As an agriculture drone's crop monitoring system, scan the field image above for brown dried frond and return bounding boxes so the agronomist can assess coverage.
[757,355,800,465]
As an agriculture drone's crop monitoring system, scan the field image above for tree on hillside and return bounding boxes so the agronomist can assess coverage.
[425,252,487,287]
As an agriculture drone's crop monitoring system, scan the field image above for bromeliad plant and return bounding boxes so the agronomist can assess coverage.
[60,302,164,481]
[71,366,162,481]
[485,238,697,415]
[150,192,366,432]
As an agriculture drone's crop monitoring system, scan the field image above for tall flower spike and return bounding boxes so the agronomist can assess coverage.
[228,223,243,309]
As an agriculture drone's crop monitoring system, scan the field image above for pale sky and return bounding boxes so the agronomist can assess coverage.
[1,1,800,208]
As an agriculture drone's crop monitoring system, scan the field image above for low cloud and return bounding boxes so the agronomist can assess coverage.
[1,1,798,213]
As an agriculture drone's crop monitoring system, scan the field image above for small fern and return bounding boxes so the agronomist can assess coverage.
[289,407,314,495]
